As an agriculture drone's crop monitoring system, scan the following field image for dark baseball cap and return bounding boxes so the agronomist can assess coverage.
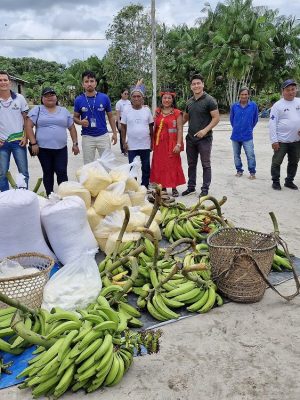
[281,79,297,89]
[41,87,56,96]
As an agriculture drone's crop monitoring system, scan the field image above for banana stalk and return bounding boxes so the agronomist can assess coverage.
[135,228,159,269]
[112,206,130,261]
[182,270,210,289]
[100,244,145,278]
[164,238,196,258]
[144,186,162,229]
[11,311,56,349]
[32,178,43,193]
[109,257,139,305]
[0,292,36,315]
[5,171,17,189]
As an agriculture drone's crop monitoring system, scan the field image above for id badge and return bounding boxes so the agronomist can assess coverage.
[91,118,97,128]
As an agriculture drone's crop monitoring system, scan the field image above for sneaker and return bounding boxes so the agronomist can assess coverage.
[284,181,298,190]
[272,182,282,190]
[249,174,256,180]
[235,171,243,177]
[182,188,196,196]
[199,191,208,198]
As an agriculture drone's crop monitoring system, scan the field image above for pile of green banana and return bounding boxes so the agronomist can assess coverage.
[9,294,161,398]
[161,196,230,243]
[272,247,294,272]
[97,235,224,323]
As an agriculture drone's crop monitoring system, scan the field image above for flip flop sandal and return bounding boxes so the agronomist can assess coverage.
[172,189,179,197]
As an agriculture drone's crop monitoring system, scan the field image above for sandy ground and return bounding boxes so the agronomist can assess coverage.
[3,116,300,399]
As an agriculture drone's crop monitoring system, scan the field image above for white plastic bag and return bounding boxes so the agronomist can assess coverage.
[77,161,112,197]
[105,231,141,256]
[57,181,91,209]
[41,195,98,265]
[42,252,101,311]
[93,181,131,216]
[0,190,55,259]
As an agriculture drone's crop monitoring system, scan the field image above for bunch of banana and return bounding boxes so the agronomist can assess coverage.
[160,205,183,228]
[271,247,294,272]
[0,356,13,376]
[17,298,162,397]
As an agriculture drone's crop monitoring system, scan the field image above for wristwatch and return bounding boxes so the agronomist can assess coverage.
[73,142,78,146]
[176,143,181,147]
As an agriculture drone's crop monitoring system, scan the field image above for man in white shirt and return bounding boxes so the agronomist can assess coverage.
[269,79,300,190]
[115,88,131,155]
[0,71,29,191]
[121,88,153,188]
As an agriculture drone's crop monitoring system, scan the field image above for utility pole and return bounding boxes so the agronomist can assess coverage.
[151,0,157,114]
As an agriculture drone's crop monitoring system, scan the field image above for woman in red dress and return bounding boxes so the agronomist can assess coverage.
[150,91,185,197]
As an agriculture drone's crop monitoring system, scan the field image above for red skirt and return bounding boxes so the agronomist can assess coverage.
[150,135,186,188]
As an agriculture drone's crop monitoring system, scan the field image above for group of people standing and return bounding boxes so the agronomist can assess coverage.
[0,69,299,197]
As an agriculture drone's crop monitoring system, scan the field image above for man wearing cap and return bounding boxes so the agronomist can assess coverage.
[0,70,29,191]
[73,70,118,164]
[121,87,153,188]
[269,79,300,190]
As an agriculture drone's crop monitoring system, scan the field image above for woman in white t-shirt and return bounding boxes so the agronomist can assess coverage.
[115,88,131,155]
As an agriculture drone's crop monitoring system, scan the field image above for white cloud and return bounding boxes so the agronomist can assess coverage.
[0,0,299,64]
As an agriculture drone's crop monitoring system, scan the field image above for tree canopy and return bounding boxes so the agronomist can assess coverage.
[1,0,299,110]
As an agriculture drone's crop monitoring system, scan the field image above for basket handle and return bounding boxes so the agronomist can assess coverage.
[230,251,300,301]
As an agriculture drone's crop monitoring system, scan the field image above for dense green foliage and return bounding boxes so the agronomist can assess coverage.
[1,0,299,110]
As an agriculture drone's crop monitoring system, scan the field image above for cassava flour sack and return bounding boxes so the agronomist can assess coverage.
[41,195,98,264]
[0,190,54,259]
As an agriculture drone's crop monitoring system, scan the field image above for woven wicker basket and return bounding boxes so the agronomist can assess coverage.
[0,252,54,309]
[207,227,277,303]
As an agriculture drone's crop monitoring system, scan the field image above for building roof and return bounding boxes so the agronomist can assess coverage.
[10,75,29,84]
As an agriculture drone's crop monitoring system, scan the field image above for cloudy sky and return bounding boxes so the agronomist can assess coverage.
[1,0,299,65]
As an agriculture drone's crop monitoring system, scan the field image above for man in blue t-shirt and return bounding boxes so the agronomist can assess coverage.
[230,87,258,179]
[73,70,117,164]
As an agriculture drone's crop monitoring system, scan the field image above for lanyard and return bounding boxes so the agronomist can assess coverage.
[85,93,97,117]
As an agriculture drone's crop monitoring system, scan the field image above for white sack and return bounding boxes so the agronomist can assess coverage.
[42,252,101,311]
[0,190,54,259]
[41,195,98,265]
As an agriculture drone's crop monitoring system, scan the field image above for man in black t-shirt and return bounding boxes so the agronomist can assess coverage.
[182,74,220,197]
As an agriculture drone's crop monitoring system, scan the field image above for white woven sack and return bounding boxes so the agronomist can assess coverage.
[0,190,54,259]
[41,195,98,265]
[57,181,91,209]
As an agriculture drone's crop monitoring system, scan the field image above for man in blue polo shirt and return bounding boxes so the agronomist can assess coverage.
[230,87,258,179]
[73,70,118,164]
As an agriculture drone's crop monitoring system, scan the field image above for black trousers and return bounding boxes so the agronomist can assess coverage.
[38,146,68,195]
[271,141,300,183]
[186,135,213,192]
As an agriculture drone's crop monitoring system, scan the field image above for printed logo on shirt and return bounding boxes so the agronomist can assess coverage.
[98,104,104,111]
[12,103,21,110]
[283,108,290,112]
[296,105,300,111]
[270,115,275,120]
[81,107,88,112]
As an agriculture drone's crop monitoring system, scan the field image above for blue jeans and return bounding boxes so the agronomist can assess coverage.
[0,140,29,191]
[232,140,256,174]
[128,149,150,188]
